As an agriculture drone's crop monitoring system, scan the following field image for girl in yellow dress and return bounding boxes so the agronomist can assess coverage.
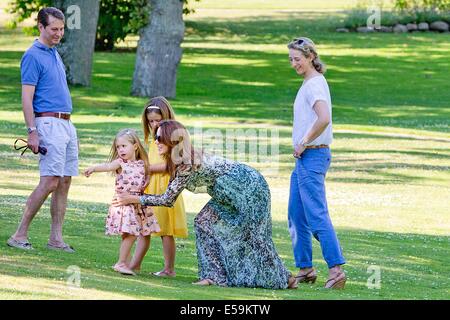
[138,96,188,277]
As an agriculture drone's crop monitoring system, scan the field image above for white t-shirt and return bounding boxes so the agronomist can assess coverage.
[292,74,333,147]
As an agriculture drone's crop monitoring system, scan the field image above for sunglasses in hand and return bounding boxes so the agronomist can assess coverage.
[14,138,47,156]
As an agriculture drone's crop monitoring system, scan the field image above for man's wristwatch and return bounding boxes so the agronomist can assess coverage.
[27,127,37,134]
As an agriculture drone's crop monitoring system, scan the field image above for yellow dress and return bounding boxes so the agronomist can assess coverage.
[145,138,188,238]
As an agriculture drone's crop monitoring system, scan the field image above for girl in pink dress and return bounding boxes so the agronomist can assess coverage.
[84,129,160,275]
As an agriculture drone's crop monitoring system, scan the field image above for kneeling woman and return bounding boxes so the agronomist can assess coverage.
[114,120,297,289]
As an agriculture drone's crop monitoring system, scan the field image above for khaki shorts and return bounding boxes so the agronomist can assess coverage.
[35,117,79,177]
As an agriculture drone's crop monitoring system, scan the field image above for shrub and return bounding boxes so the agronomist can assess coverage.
[394,0,450,12]
[341,0,449,29]
[6,0,200,51]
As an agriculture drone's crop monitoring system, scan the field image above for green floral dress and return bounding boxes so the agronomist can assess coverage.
[140,153,291,289]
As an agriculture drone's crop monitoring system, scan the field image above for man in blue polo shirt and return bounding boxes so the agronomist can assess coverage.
[7,7,78,253]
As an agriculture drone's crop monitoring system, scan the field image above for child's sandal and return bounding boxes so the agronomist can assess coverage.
[113,263,136,276]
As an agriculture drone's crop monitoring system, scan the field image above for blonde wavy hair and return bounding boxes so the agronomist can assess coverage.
[108,128,150,177]
[287,37,326,74]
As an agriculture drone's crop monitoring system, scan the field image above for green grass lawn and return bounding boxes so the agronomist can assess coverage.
[0,1,449,300]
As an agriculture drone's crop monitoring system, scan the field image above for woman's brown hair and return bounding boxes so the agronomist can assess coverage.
[141,96,176,144]
[156,120,201,179]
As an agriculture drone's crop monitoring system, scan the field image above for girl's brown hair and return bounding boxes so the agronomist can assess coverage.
[287,37,326,74]
[156,120,202,179]
[108,128,150,177]
[141,96,176,144]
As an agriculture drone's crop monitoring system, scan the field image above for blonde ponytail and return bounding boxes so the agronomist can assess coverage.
[288,37,326,74]
[312,56,326,74]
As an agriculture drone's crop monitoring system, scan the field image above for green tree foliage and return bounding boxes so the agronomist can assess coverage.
[394,0,450,11]
[343,0,449,29]
[95,0,150,51]
[6,0,51,31]
[6,0,200,51]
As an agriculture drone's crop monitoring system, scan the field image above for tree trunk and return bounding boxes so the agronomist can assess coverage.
[54,0,100,86]
[132,0,185,98]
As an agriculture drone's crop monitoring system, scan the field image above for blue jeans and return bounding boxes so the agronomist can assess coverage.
[288,148,345,269]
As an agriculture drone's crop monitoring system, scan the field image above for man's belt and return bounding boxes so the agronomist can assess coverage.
[305,144,329,149]
[35,112,71,120]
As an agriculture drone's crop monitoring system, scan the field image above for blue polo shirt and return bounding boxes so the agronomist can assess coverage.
[20,40,72,113]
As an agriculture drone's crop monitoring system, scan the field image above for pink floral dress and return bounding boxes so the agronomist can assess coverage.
[106,158,160,236]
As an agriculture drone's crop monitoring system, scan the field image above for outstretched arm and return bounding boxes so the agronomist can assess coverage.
[84,159,121,177]
[114,169,191,208]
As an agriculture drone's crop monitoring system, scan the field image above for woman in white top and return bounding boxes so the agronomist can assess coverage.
[287,37,346,289]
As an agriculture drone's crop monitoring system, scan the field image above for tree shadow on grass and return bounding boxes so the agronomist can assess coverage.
[185,12,450,46]
[1,22,449,132]
[0,194,448,299]
[276,130,450,184]
[1,119,448,187]
[185,11,347,44]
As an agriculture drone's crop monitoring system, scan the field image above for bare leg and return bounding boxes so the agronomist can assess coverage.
[161,236,176,274]
[12,176,60,242]
[328,265,344,278]
[112,234,137,275]
[48,177,71,246]
[324,264,346,289]
[298,267,315,276]
[118,234,137,266]
[129,235,151,271]
[126,251,132,266]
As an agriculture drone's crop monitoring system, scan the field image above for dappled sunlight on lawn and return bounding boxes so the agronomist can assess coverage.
[0,1,449,299]
[0,273,136,300]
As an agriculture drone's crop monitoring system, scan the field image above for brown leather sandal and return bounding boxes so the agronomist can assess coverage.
[324,271,346,289]
[295,268,317,284]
